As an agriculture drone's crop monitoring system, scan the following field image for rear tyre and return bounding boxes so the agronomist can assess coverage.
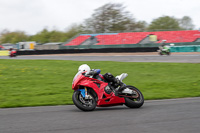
[124,86,144,108]
[159,52,163,55]
[72,90,96,111]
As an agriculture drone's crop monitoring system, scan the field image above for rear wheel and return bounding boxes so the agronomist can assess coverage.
[72,90,96,111]
[124,86,144,108]
[167,52,170,55]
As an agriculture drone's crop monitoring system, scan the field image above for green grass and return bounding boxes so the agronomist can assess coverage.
[0,59,200,108]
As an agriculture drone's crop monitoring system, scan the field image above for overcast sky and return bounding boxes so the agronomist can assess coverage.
[0,0,199,35]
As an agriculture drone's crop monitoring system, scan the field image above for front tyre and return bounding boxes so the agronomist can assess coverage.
[124,86,144,108]
[72,90,96,111]
[13,53,17,57]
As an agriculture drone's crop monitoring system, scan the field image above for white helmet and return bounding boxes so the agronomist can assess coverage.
[78,64,91,74]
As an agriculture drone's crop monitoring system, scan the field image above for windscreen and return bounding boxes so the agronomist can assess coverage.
[72,71,82,84]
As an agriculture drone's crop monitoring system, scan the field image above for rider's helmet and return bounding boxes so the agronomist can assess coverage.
[78,64,91,74]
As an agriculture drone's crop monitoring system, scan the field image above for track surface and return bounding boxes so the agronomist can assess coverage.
[1,52,200,63]
[0,97,200,133]
[1,52,200,133]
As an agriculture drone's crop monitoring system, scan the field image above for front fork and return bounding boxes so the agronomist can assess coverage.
[78,87,91,99]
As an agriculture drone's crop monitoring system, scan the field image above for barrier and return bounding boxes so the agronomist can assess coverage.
[170,45,200,52]
[59,43,160,49]
[10,41,200,55]
[16,47,158,55]
[35,45,59,50]
[0,50,9,56]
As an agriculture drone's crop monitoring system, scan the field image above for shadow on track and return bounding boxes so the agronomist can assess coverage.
[68,105,149,112]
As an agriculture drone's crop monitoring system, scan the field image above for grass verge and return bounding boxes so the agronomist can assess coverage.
[0,59,200,108]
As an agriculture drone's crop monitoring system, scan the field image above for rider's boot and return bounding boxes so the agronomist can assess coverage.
[114,80,125,96]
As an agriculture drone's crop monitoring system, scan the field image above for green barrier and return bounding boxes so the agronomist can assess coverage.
[173,42,200,46]
[170,45,200,52]
[195,45,200,52]
[0,50,9,56]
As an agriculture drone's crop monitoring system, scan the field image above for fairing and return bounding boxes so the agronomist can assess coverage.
[72,72,125,106]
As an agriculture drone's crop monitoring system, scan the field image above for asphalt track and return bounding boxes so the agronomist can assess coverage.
[0,97,200,133]
[1,52,200,133]
[0,52,200,63]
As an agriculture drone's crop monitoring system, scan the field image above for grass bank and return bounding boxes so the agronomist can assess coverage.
[0,59,200,108]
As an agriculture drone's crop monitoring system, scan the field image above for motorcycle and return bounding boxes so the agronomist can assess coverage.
[72,71,144,111]
[9,50,17,57]
[158,45,171,55]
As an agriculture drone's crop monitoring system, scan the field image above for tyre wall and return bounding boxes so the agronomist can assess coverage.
[17,47,158,55]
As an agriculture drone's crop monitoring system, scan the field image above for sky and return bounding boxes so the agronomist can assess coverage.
[0,0,200,35]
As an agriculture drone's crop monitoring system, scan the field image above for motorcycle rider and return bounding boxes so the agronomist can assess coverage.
[78,64,125,95]
[159,40,167,50]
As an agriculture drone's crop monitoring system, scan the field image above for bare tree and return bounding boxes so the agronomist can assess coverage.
[82,3,146,33]
[179,16,194,30]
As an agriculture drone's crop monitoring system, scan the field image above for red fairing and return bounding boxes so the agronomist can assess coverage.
[72,73,125,106]
[11,51,16,54]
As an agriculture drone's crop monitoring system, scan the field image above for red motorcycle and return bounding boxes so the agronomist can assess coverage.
[9,49,17,57]
[72,71,144,111]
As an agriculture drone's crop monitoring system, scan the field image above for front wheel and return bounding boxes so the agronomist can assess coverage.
[13,53,17,57]
[72,90,96,111]
[124,86,144,108]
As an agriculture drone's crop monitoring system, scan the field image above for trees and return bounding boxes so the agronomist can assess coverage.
[30,29,65,43]
[179,16,194,30]
[0,30,28,44]
[64,24,83,41]
[30,24,82,44]
[147,15,195,31]
[147,16,181,31]
[82,3,146,33]
[30,29,50,43]
[0,25,83,44]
